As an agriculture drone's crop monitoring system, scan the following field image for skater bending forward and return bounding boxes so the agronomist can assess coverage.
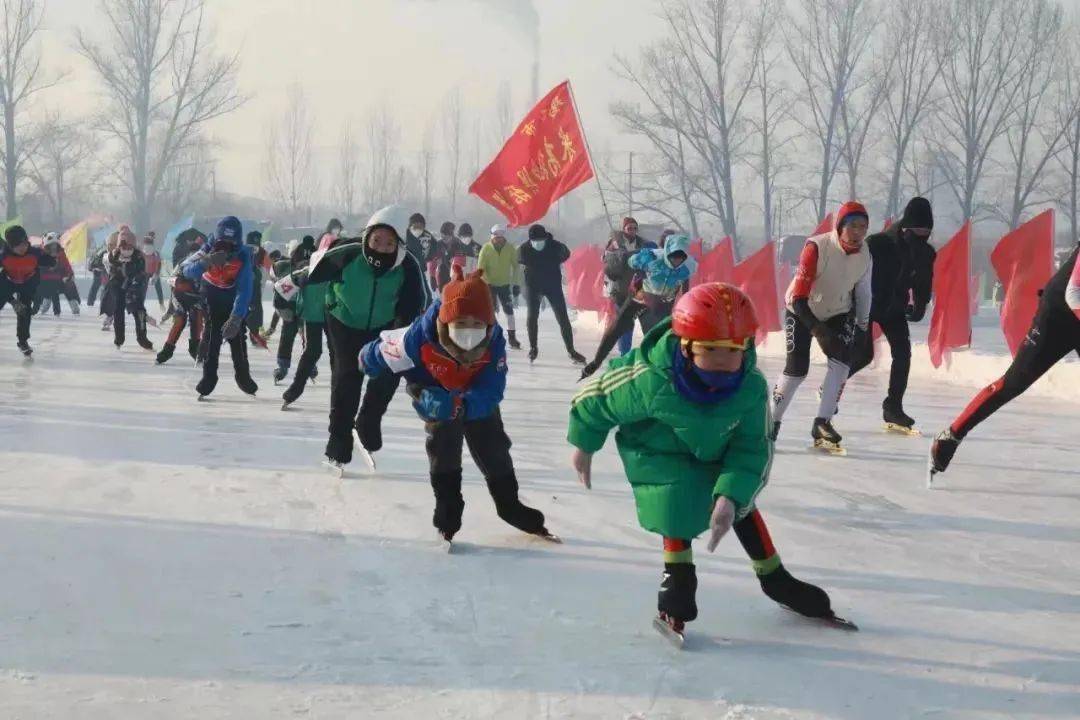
[360,266,556,545]
[568,283,842,638]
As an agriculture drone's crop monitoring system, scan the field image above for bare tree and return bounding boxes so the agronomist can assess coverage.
[441,87,464,217]
[334,119,360,218]
[25,110,96,228]
[785,0,876,221]
[77,0,242,232]
[418,118,436,218]
[837,50,892,200]
[929,0,1029,221]
[993,0,1070,230]
[0,0,56,219]
[158,133,213,219]
[880,0,942,218]
[1053,37,1080,246]
[494,80,514,144]
[746,0,794,242]
[263,84,315,223]
[363,105,408,209]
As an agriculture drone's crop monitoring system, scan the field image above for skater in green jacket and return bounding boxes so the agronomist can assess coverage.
[568,283,848,641]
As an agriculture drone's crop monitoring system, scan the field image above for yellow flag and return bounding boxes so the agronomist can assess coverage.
[61,222,89,264]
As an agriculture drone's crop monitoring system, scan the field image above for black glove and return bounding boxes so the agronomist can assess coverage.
[579,360,600,381]
[906,303,926,322]
[812,323,846,360]
[221,313,243,340]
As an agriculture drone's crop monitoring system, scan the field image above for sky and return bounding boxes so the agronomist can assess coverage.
[39,0,663,205]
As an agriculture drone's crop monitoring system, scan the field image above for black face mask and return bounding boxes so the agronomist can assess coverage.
[364,244,397,272]
[902,229,930,244]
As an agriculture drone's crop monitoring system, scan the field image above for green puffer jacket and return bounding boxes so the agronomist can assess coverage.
[567,321,773,540]
[477,241,521,287]
[296,280,328,323]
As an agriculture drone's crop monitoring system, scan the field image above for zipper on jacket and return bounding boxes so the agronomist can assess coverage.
[365,275,378,329]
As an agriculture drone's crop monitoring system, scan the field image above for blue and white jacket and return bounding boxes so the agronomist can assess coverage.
[628,234,698,300]
[361,301,508,422]
[181,242,255,318]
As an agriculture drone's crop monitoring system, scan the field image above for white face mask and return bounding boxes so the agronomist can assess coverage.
[461,235,474,245]
[530,240,546,251]
[448,326,487,351]
[410,226,424,236]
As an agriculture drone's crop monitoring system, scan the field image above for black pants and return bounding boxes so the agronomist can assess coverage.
[111,281,149,347]
[525,282,577,354]
[277,316,300,369]
[0,276,37,343]
[953,303,1080,438]
[423,408,545,539]
[247,282,264,333]
[783,310,853,377]
[197,292,257,397]
[490,285,517,330]
[591,297,647,368]
[32,280,62,315]
[88,271,104,305]
[284,321,334,401]
[848,314,912,405]
[325,313,401,463]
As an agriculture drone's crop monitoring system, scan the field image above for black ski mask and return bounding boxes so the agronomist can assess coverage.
[364,244,397,274]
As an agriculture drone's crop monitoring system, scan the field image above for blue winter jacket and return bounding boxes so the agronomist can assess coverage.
[629,234,698,300]
[181,242,255,318]
[361,301,508,421]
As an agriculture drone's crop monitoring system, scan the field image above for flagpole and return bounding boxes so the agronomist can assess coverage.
[566,80,615,231]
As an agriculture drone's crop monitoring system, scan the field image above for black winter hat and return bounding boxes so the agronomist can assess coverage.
[326,218,343,235]
[458,222,473,237]
[528,224,550,241]
[900,197,934,231]
[440,221,456,236]
[4,224,28,248]
[246,230,263,246]
[409,213,425,226]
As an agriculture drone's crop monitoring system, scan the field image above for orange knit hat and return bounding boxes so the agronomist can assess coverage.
[438,266,496,325]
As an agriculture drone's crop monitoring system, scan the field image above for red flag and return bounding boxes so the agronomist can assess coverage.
[731,241,781,345]
[928,222,973,368]
[811,213,834,236]
[564,244,606,312]
[469,81,594,227]
[990,209,1054,356]
[695,236,735,286]
[687,238,704,262]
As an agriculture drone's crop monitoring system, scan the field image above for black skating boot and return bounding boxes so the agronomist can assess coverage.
[930,429,961,476]
[136,316,154,350]
[579,359,600,381]
[355,415,383,453]
[187,337,200,360]
[768,421,781,442]
[758,563,832,618]
[17,340,32,357]
[657,563,699,627]
[528,347,538,363]
[568,349,586,365]
[507,330,522,350]
[237,375,258,397]
[883,398,915,429]
[156,343,176,365]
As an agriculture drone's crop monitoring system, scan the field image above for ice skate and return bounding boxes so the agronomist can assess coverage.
[811,417,846,456]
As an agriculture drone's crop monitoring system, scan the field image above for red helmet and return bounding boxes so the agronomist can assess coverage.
[671,283,759,347]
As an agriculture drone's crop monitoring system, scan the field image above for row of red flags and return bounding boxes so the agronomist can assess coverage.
[566,208,1057,362]
[473,81,1054,364]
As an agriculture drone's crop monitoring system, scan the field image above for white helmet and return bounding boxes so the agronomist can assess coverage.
[490,223,507,239]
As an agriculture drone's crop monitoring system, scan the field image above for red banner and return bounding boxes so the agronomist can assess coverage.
[991,209,1054,356]
[469,81,594,227]
[731,240,781,345]
[695,236,735,286]
[928,222,973,368]
[564,244,606,312]
[811,213,834,236]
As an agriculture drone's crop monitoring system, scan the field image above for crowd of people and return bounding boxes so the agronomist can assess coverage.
[2,192,1078,642]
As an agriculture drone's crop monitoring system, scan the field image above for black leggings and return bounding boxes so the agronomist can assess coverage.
[284,321,334,401]
[952,304,1080,438]
[423,408,544,538]
[847,314,912,405]
[525,283,577,354]
[196,292,256,397]
[783,311,854,377]
[0,276,38,343]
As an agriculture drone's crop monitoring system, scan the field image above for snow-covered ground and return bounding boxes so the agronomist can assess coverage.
[1,306,1078,719]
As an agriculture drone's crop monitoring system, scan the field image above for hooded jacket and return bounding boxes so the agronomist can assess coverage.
[477,240,521,288]
[864,224,937,322]
[0,245,54,285]
[603,232,657,298]
[568,320,772,539]
[628,235,698,300]
[303,206,429,330]
[181,242,255,318]
[361,300,508,422]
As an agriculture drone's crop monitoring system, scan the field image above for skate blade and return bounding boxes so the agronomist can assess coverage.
[352,430,377,472]
[884,423,921,437]
[783,605,859,631]
[437,531,454,553]
[321,460,345,479]
[926,454,938,489]
[281,402,291,411]
[810,440,847,456]
[652,616,685,649]
[533,531,563,544]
